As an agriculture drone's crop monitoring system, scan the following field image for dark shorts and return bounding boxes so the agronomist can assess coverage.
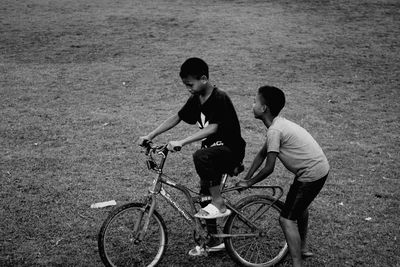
[193,145,243,193]
[280,174,328,221]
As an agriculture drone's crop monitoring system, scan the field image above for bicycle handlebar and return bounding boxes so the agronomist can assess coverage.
[139,140,282,196]
[140,139,181,155]
[140,140,164,155]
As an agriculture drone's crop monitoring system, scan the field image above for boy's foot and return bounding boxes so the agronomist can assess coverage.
[301,251,314,258]
[188,246,207,257]
[188,240,225,256]
[194,203,231,219]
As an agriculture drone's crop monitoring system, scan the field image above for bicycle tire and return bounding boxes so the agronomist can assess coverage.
[224,195,288,267]
[98,202,168,267]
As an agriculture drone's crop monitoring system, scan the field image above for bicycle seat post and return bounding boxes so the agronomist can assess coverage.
[220,173,229,191]
[220,163,244,192]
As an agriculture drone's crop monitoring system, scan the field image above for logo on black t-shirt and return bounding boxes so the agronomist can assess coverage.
[197,112,209,129]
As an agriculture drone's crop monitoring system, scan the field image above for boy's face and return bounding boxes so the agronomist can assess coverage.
[253,93,266,119]
[181,75,207,95]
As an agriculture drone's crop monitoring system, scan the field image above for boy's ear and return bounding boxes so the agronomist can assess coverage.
[200,75,208,84]
[262,104,269,113]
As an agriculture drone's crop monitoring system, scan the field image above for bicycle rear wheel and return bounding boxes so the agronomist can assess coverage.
[98,202,167,267]
[224,195,288,267]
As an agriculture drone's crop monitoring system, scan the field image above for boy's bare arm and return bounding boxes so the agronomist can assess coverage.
[138,114,181,144]
[168,124,218,151]
[242,141,269,180]
[237,152,278,187]
[243,151,265,180]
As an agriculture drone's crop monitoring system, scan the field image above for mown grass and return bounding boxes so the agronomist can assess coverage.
[1,0,399,266]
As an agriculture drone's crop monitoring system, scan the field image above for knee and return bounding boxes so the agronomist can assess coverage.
[279,215,286,226]
[298,209,309,221]
[193,149,208,166]
[279,216,296,228]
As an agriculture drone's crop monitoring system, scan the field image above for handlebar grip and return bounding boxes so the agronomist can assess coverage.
[140,139,152,148]
[140,139,153,155]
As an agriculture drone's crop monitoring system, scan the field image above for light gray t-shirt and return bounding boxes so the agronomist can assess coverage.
[266,117,329,182]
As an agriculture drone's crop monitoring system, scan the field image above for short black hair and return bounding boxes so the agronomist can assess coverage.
[258,85,285,116]
[179,57,209,79]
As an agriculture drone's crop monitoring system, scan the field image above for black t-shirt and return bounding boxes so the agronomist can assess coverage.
[178,87,246,161]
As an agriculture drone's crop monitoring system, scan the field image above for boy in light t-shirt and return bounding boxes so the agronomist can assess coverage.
[237,85,329,267]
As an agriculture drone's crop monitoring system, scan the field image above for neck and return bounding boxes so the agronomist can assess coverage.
[199,83,214,103]
[260,114,276,128]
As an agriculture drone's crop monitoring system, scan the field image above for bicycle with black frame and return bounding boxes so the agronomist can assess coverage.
[98,141,288,267]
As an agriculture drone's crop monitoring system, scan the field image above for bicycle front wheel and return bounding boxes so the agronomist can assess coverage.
[98,202,168,267]
[224,195,288,267]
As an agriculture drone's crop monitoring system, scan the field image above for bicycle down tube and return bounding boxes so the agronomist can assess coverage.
[159,185,194,223]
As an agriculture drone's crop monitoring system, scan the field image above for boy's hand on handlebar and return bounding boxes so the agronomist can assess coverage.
[138,135,152,147]
[167,140,183,152]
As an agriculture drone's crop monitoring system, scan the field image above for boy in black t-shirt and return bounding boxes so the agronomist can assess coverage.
[138,57,245,253]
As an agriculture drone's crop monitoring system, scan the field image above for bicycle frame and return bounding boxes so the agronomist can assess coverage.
[159,180,197,223]
[142,144,208,241]
[141,143,284,241]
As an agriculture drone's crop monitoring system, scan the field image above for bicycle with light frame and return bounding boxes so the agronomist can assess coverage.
[98,141,288,267]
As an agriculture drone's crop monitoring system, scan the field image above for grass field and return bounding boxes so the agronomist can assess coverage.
[1,0,399,266]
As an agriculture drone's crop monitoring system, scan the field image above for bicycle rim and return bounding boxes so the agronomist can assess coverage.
[224,196,288,267]
[98,203,167,267]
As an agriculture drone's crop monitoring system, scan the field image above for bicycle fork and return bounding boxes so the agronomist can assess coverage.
[133,195,157,243]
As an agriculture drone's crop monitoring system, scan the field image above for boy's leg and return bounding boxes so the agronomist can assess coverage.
[280,175,328,266]
[188,183,223,256]
[296,176,327,256]
[189,146,239,255]
[298,209,310,254]
[279,216,302,267]
[199,183,217,236]
[193,146,236,211]
[208,185,226,211]
[197,182,226,251]
[280,180,303,267]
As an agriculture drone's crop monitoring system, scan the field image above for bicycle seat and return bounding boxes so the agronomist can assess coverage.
[228,162,244,177]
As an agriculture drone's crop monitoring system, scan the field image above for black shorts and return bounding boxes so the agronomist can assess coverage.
[280,174,328,220]
[193,145,242,191]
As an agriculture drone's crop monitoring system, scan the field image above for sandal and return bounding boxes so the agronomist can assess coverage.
[188,246,208,257]
[194,203,231,219]
[188,240,225,256]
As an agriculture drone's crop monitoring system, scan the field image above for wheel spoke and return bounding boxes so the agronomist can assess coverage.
[98,203,167,267]
[224,196,288,266]
[255,242,262,263]
[236,237,255,254]
[248,242,257,263]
